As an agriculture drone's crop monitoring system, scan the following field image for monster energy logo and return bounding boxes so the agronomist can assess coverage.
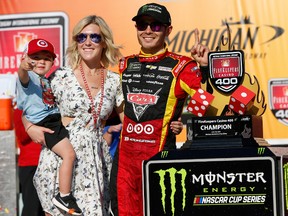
[161,151,168,158]
[154,168,187,216]
[258,147,265,155]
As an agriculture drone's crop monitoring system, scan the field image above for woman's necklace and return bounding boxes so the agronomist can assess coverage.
[79,63,104,128]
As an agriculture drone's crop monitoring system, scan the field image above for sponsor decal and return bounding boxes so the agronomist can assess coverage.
[173,59,188,75]
[156,74,170,80]
[123,136,156,143]
[146,80,164,85]
[142,73,155,78]
[268,78,288,126]
[158,66,172,72]
[127,62,141,72]
[132,73,141,78]
[146,65,157,70]
[126,86,161,120]
[126,123,154,135]
[127,93,159,105]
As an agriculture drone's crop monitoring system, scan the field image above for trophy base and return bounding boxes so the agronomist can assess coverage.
[181,137,258,149]
[183,115,262,149]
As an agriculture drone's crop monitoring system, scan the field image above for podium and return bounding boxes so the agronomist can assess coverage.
[143,116,287,216]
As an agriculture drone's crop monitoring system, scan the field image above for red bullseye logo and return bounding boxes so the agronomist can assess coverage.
[126,123,154,135]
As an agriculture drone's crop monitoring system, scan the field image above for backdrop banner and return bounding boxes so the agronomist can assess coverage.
[0,0,287,142]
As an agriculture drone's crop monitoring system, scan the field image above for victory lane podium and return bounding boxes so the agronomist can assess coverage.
[142,116,287,216]
[142,31,286,215]
[143,146,286,216]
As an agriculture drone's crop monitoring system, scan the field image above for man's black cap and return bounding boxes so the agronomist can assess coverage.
[132,3,171,25]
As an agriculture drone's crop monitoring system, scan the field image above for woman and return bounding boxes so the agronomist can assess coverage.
[25,15,183,216]
[26,15,124,215]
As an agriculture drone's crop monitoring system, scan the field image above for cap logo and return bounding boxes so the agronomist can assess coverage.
[142,5,148,12]
[143,5,162,14]
[37,40,49,48]
[132,3,171,25]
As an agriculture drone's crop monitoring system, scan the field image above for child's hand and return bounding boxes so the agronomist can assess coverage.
[108,123,122,133]
[20,53,36,72]
[18,53,36,84]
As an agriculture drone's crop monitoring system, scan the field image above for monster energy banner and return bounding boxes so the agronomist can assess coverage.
[143,148,279,215]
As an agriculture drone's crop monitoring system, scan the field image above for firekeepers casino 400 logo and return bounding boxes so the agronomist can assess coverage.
[269,78,288,126]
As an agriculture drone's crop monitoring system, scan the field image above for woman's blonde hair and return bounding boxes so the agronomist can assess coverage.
[66,15,122,69]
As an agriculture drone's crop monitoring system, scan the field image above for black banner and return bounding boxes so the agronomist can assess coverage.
[143,148,278,216]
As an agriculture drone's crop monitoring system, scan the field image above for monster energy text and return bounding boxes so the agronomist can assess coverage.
[192,171,266,186]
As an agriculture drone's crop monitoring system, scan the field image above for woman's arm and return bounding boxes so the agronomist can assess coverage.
[115,101,124,123]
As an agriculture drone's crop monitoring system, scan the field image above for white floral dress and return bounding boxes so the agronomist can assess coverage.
[33,67,123,216]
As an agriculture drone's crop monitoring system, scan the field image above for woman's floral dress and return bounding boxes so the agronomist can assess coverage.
[33,67,123,216]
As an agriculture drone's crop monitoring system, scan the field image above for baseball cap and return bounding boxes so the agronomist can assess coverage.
[25,38,56,59]
[132,3,171,25]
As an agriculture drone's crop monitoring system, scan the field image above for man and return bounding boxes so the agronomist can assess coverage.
[14,108,45,216]
[113,3,210,215]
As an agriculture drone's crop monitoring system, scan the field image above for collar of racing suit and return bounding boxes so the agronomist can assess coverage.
[138,43,168,63]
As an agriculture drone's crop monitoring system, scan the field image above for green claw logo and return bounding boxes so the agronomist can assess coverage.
[257,147,265,155]
[161,151,168,158]
[154,168,187,216]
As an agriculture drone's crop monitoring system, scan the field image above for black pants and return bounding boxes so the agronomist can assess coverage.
[19,166,45,216]
[110,146,119,216]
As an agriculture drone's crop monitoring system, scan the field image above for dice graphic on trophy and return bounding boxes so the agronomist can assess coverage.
[187,88,215,117]
[228,85,256,115]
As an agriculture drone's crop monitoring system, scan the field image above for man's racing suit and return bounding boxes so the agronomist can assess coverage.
[117,48,202,215]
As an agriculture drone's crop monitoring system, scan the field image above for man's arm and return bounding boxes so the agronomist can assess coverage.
[190,28,210,67]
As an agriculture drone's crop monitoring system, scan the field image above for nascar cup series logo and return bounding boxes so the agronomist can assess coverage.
[268,78,288,126]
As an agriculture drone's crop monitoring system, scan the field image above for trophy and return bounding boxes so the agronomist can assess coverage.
[184,24,267,148]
